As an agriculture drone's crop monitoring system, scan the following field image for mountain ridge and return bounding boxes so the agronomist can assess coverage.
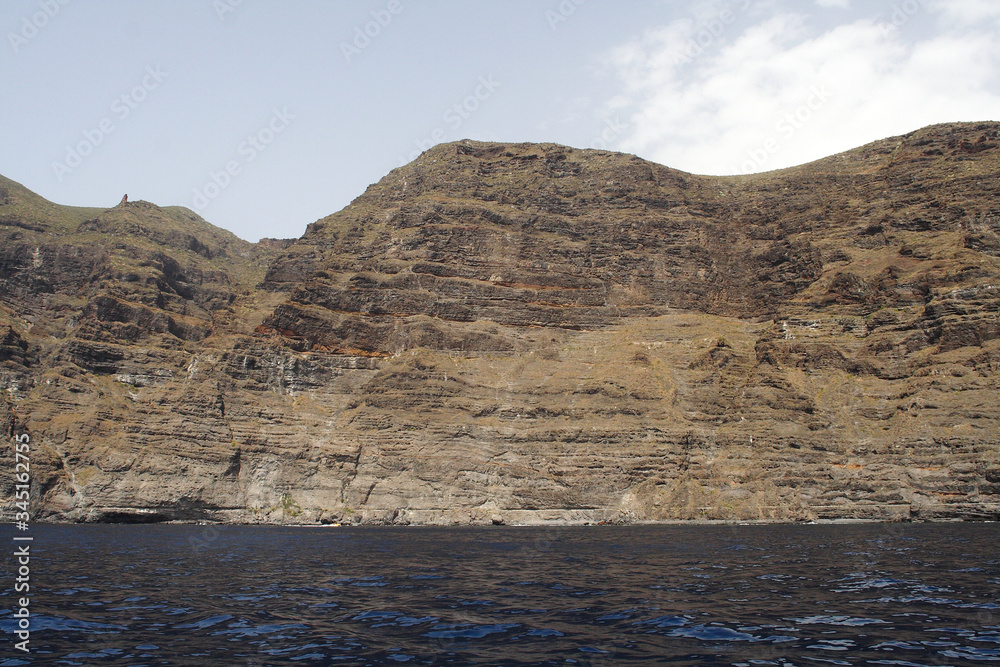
[1,121,998,525]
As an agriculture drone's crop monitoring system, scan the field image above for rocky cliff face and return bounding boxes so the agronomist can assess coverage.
[2,121,999,525]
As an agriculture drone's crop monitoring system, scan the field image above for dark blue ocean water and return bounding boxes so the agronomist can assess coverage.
[1,523,998,666]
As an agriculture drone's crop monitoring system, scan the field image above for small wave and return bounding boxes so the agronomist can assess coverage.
[62,648,125,661]
[668,624,758,641]
[632,615,688,629]
[833,576,912,592]
[871,640,922,650]
[0,614,127,634]
[424,623,519,639]
[350,611,438,628]
[223,593,282,602]
[860,595,963,605]
[353,610,402,621]
[173,614,234,630]
[806,638,855,651]
[579,645,611,653]
[218,622,310,637]
[787,615,887,626]
[52,587,101,595]
[527,628,564,637]
[940,647,1000,660]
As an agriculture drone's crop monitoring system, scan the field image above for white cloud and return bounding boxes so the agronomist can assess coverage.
[601,3,1000,175]
[926,0,1000,26]
[816,0,850,8]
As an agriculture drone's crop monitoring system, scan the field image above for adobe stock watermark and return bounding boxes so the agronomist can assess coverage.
[213,0,244,21]
[546,0,587,31]
[877,0,928,38]
[10,432,33,653]
[191,107,294,211]
[674,0,752,67]
[51,65,168,183]
[396,75,501,166]
[7,0,71,54]
[589,117,627,150]
[189,522,228,552]
[738,82,832,174]
[341,0,403,63]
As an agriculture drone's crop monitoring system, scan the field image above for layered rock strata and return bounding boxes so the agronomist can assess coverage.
[1,121,998,524]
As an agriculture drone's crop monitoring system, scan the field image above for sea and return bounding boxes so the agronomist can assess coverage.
[0,522,998,666]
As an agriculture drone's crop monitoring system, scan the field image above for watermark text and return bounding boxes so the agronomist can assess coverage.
[51,65,168,182]
[11,433,32,653]
[397,76,500,165]
[8,0,71,54]
[341,0,404,62]
[191,107,294,211]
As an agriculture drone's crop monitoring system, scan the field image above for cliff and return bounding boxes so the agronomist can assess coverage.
[2,121,999,525]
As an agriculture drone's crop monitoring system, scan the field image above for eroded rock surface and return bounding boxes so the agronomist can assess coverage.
[1,122,999,524]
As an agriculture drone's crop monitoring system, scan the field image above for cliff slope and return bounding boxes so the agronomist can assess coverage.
[2,121,999,524]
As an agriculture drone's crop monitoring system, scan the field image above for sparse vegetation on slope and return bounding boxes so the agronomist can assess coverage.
[1,122,998,525]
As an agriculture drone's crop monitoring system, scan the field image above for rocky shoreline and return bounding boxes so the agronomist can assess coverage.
[40,502,1000,526]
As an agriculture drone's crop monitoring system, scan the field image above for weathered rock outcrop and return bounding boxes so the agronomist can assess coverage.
[1,121,999,524]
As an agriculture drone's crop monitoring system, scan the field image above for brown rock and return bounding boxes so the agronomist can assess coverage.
[1,122,999,525]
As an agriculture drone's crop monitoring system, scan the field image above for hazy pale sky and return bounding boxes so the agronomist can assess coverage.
[3,0,998,241]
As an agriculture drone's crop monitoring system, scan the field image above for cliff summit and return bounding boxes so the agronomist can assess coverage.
[2,121,999,525]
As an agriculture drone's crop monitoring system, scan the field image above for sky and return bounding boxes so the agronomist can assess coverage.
[2,0,998,242]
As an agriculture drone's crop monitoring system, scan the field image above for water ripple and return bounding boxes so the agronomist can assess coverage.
[7,522,998,664]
